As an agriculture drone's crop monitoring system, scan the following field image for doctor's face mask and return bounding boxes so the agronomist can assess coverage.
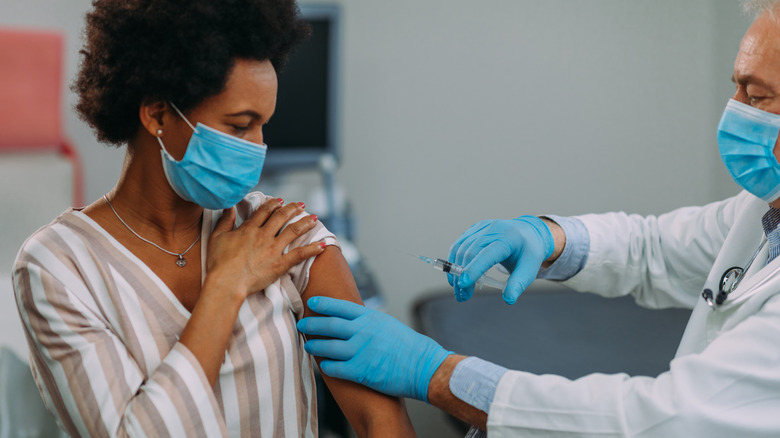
[157,102,268,210]
[718,98,780,203]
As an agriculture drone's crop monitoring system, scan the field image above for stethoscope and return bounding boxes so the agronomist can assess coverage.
[701,237,767,308]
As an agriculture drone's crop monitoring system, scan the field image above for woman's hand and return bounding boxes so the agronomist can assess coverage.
[206,198,326,299]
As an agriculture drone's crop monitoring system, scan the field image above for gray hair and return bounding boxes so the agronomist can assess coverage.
[742,0,780,17]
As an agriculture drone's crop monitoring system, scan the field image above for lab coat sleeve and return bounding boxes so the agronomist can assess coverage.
[562,192,750,309]
[487,292,780,437]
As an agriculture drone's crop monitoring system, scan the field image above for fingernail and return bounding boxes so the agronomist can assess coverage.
[278,198,284,204]
[319,242,327,249]
[298,202,306,209]
[311,214,318,222]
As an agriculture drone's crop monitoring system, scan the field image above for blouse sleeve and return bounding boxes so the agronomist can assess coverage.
[14,257,228,438]
[284,212,339,295]
[237,192,340,295]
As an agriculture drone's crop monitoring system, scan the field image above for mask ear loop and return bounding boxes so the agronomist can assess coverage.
[156,133,174,157]
[157,102,198,157]
[168,102,199,133]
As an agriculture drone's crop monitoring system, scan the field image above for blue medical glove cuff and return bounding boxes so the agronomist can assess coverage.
[537,215,589,281]
[515,215,555,260]
[418,347,453,403]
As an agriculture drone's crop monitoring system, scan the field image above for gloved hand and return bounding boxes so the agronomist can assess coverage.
[297,296,452,402]
[448,215,554,304]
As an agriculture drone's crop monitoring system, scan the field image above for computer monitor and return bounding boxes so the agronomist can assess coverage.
[263,4,341,172]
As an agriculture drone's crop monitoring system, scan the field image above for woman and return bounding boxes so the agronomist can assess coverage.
[12,0,415,436]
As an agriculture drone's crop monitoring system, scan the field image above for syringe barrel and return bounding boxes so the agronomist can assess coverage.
[476,275,506,292]
[433,258,464,276]
[434,258,505,291]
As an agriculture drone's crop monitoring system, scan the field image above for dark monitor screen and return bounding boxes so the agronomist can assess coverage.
[263,5,340,172]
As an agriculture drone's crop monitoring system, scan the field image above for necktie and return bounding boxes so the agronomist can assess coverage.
[761,207,780,264]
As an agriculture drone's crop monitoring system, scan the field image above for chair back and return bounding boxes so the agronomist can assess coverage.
[0,28,84,206]
[0,29,84,361]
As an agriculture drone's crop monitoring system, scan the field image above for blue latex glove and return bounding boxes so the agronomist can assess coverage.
[297,296,452,402]
[448,215,554,304]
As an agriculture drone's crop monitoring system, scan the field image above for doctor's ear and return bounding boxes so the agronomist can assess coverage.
[138,101,169,137]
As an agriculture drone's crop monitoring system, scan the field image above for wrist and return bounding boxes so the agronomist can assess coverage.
[539,216,566,267]
[201,272,247,311]
[427,355,489,430]
[427,354,465,405]
[419,347,453,402]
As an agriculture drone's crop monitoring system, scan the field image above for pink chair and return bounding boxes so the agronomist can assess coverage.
[0,28,83,207]
[0,29,86,375]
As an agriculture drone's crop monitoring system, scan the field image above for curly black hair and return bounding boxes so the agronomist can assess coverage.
[74,0,310,145]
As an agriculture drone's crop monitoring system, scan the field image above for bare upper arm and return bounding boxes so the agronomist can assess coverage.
[302,246,416,437]
[301,245,363,314]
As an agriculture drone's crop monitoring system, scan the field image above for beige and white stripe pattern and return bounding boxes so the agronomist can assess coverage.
[13,192,335,437]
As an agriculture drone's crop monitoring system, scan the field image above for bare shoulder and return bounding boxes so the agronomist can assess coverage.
[303,246,362,314]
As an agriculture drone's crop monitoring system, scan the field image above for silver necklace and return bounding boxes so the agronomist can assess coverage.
[103,195,201,268]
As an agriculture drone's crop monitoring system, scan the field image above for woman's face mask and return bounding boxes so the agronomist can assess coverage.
[157,102,268,210]
[718,98,780,203]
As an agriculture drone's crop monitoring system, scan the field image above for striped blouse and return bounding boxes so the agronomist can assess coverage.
[13,192,337,437]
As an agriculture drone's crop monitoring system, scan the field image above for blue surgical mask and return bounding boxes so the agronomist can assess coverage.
[718,98,780,203]
[157,102,268,210]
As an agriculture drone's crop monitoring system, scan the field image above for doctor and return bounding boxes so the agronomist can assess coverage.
[298,1,780,436]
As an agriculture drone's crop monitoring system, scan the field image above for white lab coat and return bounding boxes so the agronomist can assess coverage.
[487,191,780,437]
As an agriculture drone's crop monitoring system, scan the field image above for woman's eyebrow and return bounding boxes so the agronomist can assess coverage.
[225,110,261,119]
[225,109,275,123]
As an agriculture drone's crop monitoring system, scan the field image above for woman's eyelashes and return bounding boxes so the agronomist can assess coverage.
[230,124,250,135]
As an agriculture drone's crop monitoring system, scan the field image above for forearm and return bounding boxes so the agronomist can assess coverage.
[178,274,245,386]
[427,355,488,431]
[324,373,416,438]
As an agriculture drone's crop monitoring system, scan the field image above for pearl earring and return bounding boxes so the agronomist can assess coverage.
[156,129,163,136]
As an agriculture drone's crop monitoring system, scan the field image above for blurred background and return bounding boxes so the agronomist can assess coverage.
[0,0,754,436]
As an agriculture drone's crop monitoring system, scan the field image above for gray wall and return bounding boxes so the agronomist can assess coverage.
[0,0,753,318]
[0,0,756,435]
[333,0,752,322]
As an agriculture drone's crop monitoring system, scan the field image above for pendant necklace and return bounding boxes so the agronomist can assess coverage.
[104,194,201,268]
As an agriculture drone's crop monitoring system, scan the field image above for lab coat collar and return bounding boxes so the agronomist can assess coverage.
[722,242,780,308]
[701,194,773,311]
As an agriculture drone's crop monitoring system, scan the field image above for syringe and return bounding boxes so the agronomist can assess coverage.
[417,255,506,292]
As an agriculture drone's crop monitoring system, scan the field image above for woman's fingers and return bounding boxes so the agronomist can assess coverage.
[207,197,326,296]
[242,241,326,294]
[212,207,236,237]
[287,238,327,259]
[244,199,305,231]
[275,214,319,245]
[285,241,327,265]
[241,197,286,228]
